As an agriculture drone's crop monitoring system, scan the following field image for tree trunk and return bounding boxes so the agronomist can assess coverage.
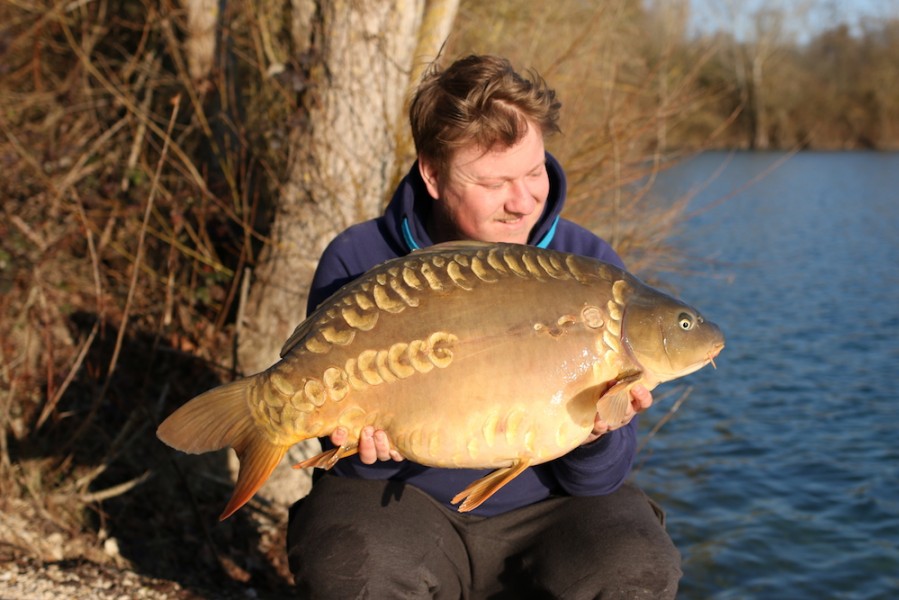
[179,0,220,83]
[750,52,769,150]
[235,0,457,507]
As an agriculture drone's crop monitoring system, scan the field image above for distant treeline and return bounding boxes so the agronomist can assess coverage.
[453,1,898,157]
[669,20,899,151]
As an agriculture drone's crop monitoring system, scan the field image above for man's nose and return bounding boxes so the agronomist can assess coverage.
[505,179,536,215]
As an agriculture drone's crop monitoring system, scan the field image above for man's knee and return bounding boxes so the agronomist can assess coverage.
[286,478,469,599]
[591,532,681,599]
[527,535,680,600]
[289,522,465,599]
[517,488,682,599]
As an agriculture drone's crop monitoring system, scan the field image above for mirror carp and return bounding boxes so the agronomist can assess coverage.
[157,241,724,519]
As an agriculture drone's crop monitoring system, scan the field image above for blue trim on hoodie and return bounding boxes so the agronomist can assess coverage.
[401,218,421,251]
[535,216,559,248]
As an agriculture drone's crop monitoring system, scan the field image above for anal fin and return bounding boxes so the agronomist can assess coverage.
[293,444,359,470]
[451,459,531,512]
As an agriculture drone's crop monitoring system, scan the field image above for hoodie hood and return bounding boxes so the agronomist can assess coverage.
[383,152,567,252]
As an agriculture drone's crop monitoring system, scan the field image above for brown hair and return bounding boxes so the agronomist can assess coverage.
[409,54,561,181]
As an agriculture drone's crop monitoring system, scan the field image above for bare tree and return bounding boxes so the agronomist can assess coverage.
[238,0,458,375]
[230,0,458,506]
[744,8,786,149]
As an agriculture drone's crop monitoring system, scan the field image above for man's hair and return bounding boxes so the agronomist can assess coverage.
[409,54,561,181]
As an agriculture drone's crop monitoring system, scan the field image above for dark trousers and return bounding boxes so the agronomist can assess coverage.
[287,474,681,599]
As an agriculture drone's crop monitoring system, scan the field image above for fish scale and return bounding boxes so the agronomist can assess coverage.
[157,241,724,519]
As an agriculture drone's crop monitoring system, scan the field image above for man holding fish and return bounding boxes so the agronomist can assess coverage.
[283,54,691,598]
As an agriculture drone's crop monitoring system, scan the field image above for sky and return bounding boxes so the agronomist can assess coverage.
[685,0,898,43]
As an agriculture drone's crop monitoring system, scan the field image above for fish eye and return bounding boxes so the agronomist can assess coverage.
[678,313,694,330]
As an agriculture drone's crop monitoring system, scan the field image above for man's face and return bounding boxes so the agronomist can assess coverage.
[420,122,550,245]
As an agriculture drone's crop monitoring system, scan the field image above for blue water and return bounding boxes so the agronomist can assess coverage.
[633,152,899,599]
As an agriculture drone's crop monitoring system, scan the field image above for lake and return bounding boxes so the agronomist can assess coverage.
[633,152,899,599]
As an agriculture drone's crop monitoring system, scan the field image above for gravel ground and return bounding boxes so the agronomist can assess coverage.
[0,494,295,599]
[0,559,269,600]
[1,560,202,599]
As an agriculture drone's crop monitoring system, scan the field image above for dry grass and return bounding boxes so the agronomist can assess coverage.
[0,0,296,592]
[0,0,718,594]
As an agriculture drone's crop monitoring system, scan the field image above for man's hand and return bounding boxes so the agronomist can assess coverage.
[581,384,653,445]
[330,426,404,464]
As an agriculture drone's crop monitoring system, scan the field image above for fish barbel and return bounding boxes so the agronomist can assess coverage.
[157,242,724,519]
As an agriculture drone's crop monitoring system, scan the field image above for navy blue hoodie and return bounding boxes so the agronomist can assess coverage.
[306,154,638,516]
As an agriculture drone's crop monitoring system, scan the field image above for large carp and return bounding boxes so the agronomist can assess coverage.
[157,242,724,519]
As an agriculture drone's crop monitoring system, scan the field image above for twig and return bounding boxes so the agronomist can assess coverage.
[35,321,99,430]
[103,94,181,397]
[683,148,799,220]
[54,115,129,209]
[71,397,150,492]
[74,192,105,316]
[636,386,692,457]
[232,267,252,377]
[77,471,153,504]
[0,357,15,472]
[30,193,102,433]
[121,52,159,193]
[9,214,48,252]
[63,95,182,450]
[58,19,209,194]
[0,116,57,194]
[235,267,251,340]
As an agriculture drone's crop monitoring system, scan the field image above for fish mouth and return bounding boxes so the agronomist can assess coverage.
[707,342,725,369]
[663,341,725,379]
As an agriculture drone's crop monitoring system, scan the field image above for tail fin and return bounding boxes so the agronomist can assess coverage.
[157,378,289,520]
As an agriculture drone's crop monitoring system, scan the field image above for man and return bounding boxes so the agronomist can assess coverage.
[287,54,681,599]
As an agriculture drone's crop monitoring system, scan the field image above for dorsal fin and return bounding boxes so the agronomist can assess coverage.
[412,240,496,254]
[280,313,317,357]
[280,242,508,357]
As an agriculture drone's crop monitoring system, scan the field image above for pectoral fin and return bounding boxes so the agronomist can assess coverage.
[596,374,645,429]
[596,382,632,428]
[293,444,359,470]
[451,459,532,512]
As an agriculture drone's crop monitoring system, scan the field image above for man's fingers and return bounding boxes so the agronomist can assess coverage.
[375,431,404,462]
[330,426,348,446]
[358,426,377,464]
[330,424,404,464]
[631,385,653,412]
[373,430,392,461]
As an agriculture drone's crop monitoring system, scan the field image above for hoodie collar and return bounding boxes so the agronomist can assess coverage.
[387,152,567,253]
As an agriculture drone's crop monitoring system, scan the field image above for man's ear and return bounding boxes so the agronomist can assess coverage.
[418,159,440,199]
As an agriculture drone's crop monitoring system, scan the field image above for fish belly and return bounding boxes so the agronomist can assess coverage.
[290,316,615,469]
